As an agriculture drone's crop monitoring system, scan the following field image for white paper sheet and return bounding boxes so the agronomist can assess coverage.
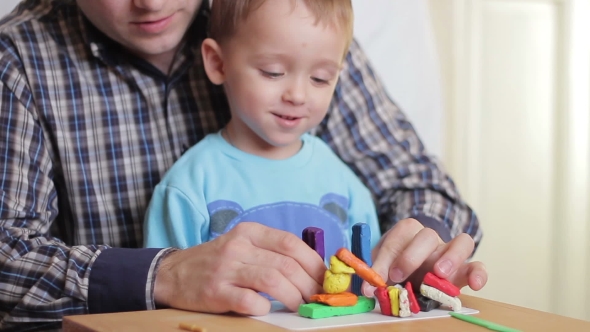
[251,301,478,330]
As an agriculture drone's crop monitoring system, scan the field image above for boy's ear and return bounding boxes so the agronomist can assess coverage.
[201,38,225,85]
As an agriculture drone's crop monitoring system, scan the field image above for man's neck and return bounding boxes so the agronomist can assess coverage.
[137,48,179,76]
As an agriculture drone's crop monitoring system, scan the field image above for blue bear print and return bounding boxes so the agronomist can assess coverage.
[207,193,350,260]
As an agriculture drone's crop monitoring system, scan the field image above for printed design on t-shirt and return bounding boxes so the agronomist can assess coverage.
[207,193,350,259]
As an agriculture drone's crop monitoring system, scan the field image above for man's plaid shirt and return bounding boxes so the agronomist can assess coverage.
[0,0,481,330]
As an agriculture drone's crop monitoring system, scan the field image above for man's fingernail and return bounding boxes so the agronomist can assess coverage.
[474,275,483,289]
[437,260,453,276]
[390,268,404,282]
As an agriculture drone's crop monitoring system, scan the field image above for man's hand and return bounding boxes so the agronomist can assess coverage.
[362,218,487,295]
[153,222,325,316]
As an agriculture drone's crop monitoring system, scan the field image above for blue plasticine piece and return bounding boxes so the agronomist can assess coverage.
[302,227,325,261]
[351,223,372,295]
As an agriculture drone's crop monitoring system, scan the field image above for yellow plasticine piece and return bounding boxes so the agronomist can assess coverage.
[323,270,352,294]
[329,256,355,274]
[387,286,400,317]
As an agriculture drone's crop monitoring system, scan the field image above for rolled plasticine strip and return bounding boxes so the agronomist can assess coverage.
[299,296,376,319]
[178,322,206,332]
[395,285,411,318]
[310,292,358,307]
[387,286,400,317]
[405,281,421,314]
[351,223,372,296]
[335,248,387,288]
[373,287,392,316]
[420,283,462,312]
[416,294,441,312]
[423,272,460,297]
[302,227,325,261]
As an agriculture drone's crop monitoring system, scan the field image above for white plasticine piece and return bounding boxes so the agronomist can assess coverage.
[420,283,462,312]
[396,286,411,317]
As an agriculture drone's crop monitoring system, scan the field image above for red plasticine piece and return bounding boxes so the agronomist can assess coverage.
[423,272,460,297]
[405,281,420,314]
[374,287,392,316]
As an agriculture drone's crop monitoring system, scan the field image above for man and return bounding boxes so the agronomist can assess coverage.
[0,0,486,330]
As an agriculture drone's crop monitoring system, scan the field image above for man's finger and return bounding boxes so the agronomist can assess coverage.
[363,218,424,295]
[432,233,475,279]
[386,227,440,283]
[448,261,488,290]
[220,285,272,316]
[238,222,326,285]
[234,264,303,312]
[240,245,323,301]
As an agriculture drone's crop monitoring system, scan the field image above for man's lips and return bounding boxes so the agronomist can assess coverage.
[131,14,175,33]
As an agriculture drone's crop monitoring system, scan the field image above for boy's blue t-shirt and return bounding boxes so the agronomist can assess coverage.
[143,132,380,259]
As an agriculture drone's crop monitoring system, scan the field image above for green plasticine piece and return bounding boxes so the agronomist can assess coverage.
[298,296,376,319]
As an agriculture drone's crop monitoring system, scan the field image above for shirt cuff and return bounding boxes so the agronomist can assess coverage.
[88,247,166,314]
[411,215,452,243]
[146,248,178,310]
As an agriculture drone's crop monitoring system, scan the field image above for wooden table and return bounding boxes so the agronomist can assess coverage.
[63,295,590,331]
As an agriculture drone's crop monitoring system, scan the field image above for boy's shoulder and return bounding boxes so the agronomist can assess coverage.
[157,132,225,183]
[303,133,336,154]
[303,134,348,165]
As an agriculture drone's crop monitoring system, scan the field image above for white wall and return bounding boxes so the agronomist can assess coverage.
[352,0,445,157]
[0,0,19,17]
[430,0,590,321]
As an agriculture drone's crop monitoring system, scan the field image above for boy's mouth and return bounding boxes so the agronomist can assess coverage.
[275,114,299,121]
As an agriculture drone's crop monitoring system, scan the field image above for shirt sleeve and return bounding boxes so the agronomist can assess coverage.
[316,39,482,247]
[143,184,209,249]
[0,49,165,329]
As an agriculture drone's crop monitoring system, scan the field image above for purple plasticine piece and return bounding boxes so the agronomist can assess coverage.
[302,227,325,261]
[352,223,372,296]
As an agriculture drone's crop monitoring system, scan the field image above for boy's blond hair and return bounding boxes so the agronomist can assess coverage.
[209,0,354,55]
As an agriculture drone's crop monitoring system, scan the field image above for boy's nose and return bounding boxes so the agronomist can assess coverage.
[133,0,166,11]
[282,78,306,106]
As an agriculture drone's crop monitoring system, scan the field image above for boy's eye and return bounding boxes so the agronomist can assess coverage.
[260,70,284,78]
[311,77,330,85]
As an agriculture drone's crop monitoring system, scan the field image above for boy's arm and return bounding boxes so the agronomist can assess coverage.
[317,39,482,247]
[143,184,208,249]
[0,50,166,329]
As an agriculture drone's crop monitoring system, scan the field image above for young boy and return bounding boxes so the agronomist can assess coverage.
[143,0,380,259]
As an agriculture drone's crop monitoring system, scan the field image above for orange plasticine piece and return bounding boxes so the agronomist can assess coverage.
[310,292,358,307]
[335,248,387,288]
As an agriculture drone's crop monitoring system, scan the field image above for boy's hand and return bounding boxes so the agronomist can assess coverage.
[153,222,325,315]
[362,218,488,296]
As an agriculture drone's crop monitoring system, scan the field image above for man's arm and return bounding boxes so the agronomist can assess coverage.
[0,50,166,330]
[317,39,482,246]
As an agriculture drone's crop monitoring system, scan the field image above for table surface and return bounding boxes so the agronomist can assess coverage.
[63,295,590,331]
